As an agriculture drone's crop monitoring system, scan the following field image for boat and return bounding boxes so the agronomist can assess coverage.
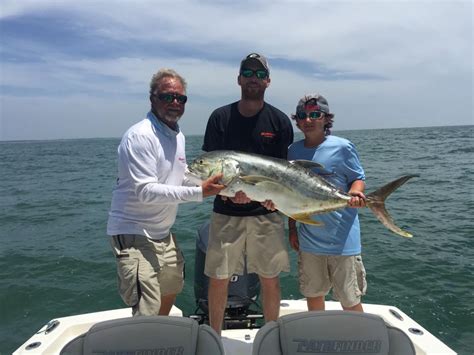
[14,299,456,355]
[14,224,457,354]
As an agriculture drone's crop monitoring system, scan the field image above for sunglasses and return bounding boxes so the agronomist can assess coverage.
[155,93,188,104]
[296,111,325,120]
[240,68,269,79]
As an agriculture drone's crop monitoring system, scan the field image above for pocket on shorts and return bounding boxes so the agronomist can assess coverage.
[116,257,140,307]
[297,253,308,294]
[355,256,367,295]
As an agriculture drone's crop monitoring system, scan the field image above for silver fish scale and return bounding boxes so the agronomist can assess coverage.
[233,151,348,202]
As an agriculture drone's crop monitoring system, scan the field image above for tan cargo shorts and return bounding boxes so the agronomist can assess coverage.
[204,212,290,279]
[110,234,184,316]
[298,252,367,308]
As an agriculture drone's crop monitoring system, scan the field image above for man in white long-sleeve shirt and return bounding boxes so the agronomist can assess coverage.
[107,68,224,316]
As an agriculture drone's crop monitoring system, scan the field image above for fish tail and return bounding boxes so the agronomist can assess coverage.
[366,175,419,238]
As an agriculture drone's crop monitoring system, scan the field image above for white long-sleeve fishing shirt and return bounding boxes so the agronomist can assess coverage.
[107,111,202,240]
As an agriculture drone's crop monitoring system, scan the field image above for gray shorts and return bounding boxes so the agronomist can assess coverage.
[204,212,290,279]
[298,252,367,308]
[110,234,184,316]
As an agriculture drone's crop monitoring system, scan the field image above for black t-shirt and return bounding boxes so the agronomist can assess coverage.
[202,101,294,216]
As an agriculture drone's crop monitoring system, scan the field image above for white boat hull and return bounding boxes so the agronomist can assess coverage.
[14,300,456,355]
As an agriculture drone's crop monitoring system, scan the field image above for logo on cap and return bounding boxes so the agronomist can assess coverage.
[240,53,270,73]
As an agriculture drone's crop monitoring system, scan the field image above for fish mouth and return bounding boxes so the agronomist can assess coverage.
[184,168,205,185]
[185,166,199,177]
[185,165,199,177]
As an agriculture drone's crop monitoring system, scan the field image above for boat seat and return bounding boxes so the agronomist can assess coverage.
[252,310,415,355]
[60,315,224,355]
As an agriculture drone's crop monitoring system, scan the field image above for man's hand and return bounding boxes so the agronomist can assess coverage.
[261,199,276,211]
[202,173,225,197]
[228,190,252,204]
[347,191,367,208]
[347,180,366,208]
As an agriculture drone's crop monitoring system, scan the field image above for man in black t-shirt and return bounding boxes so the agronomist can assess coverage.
[202,53,294,335]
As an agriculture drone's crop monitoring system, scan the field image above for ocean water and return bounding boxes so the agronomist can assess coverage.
[1,125,473,354]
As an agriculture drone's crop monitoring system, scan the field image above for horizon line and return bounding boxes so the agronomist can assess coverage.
[1,123,472,143]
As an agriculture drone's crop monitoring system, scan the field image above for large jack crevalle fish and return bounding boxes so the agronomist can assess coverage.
[187,150,418,238]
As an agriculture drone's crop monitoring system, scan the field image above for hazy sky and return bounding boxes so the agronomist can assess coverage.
[1,0,472,141]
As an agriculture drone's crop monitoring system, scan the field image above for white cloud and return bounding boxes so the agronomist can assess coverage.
[1,0,472,140]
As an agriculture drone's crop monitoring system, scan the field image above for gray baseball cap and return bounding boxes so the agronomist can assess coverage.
[240,53,270,74]
[295,93,333,117]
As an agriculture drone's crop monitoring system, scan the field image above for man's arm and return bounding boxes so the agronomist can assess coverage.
[288,218,299,251]
[121,134,204,204]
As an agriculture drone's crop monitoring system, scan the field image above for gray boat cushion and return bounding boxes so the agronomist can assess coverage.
[197,323,225,354]
[252,311,415,355]
[386,326,417,355]
[252,321,281,355]
[60,316,224,355]
[61,333,85,354]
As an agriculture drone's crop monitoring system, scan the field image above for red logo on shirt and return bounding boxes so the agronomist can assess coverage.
[260,132,275,138]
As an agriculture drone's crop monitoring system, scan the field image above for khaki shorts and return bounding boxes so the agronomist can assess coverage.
[204,212,290,279]
[298,252,367,308]
[110,234,184,316]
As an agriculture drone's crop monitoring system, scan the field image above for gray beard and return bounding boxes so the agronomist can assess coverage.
[162,115,181,131]
[162,113,181,123]
[154,110,182,130]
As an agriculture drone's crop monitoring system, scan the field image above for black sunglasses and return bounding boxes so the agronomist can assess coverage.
[240,68,269,79]
[155,93,188,104]
[296,111,325,120]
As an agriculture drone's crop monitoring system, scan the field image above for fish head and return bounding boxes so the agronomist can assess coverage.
[187,153,240,186]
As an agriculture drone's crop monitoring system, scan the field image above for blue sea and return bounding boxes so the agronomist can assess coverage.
[1,125,473,354]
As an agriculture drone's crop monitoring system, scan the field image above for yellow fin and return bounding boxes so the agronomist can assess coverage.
[291,212,324,226]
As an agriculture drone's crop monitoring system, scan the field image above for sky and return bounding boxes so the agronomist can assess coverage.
[0,0,472,141]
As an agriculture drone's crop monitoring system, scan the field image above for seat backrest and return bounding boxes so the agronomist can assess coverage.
[252,311,415,355]
[60,316,224,355]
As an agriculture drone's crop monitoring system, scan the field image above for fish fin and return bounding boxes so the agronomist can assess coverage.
[290,212,324,226]
[240,175,280,184]
[290,160,325,170]
[367,174,419,238]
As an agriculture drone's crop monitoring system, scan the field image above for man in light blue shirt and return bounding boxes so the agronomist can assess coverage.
[288,93,367,312]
